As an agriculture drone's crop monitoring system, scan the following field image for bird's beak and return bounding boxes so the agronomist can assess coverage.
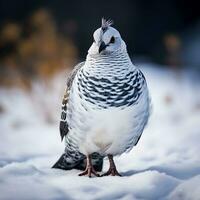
[99,42,107,53]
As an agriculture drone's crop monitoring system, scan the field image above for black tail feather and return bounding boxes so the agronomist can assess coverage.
[52,154,80,170]
[52,153,103,172]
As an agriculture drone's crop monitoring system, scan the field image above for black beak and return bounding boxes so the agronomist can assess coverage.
[99,42,107,53]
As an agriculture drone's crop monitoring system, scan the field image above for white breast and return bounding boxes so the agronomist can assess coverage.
[65,51,150,156]
[66,78,149,156]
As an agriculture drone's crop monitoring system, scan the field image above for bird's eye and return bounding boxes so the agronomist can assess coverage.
[110,36,115,43]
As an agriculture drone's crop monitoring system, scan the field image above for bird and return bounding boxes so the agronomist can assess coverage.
[53,18,150,177]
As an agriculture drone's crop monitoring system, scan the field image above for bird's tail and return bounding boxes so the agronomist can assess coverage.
[52,151,103,172]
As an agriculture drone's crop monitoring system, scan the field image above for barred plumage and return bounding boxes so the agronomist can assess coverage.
[60,62,85,141]
[53,19,150,176]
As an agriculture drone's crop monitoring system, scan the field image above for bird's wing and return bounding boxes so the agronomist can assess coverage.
[60,61,85,141]
[132,68,149,145]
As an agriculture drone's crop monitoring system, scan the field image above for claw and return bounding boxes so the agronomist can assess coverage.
[78,155,100,177]
[101,154,122,177]
[101,167,121,176]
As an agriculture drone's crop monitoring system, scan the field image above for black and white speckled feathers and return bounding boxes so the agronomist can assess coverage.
[76,51,146,109]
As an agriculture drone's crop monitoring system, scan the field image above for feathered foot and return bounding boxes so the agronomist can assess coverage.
[78,155,100,177]
[101,154,121,176]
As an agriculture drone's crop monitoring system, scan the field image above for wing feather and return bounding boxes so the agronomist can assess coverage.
[60,62,85,141]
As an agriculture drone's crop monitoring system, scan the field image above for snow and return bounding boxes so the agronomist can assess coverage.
[0,64,200,200]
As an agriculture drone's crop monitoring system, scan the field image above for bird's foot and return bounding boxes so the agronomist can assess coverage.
[78,166,100,177]
[101,154,122,177]
[101,166,122,177]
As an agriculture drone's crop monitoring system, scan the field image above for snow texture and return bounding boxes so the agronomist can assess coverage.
[0,64,200,200]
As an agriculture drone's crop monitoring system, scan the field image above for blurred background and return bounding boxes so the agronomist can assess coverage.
[1,1,200,199]
[0,0,200,88]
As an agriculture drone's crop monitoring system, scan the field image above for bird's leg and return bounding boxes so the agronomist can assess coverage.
[101,154,121,176]
[78,154,100,177]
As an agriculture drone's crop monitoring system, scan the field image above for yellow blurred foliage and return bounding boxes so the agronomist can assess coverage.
[0,9,78,89]
[0,23,21,43]
[163,33,182,67]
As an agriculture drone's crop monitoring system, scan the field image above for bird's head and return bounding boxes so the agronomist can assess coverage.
[88,18,126,55]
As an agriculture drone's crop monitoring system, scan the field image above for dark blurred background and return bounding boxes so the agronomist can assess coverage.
[0,0,200,88]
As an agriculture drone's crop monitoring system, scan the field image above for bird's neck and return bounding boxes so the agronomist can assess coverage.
[84,50,135,78]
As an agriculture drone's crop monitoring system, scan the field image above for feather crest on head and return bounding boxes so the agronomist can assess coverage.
[101,18,113,32]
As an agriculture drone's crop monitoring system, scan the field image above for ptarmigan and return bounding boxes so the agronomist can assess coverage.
[53,19,150,177]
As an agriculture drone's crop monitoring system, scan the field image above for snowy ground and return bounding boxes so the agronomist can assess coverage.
[0,64,200,200]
